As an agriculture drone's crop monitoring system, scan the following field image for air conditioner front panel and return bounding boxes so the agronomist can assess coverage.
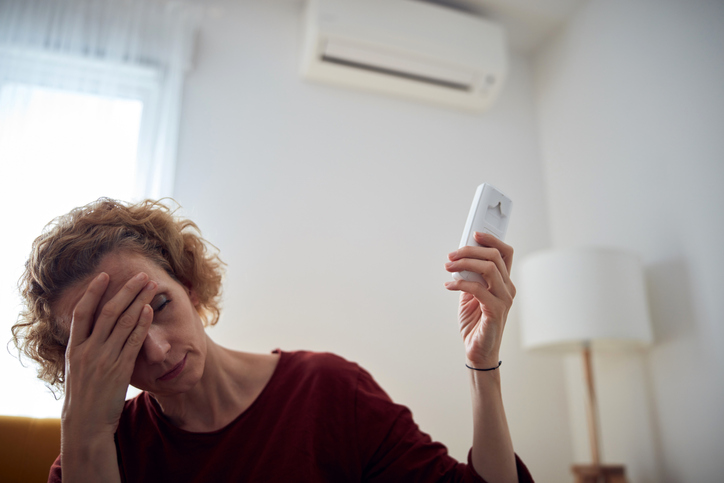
[322,38,476,90]
[314,0,504,69]
[301,0,508,112]
[304,58,500,112]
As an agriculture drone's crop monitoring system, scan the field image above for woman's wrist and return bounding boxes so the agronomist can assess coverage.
[465,353,501,370]
[61,428,115,453]
[60,434,122,483]
[63,413,124,439]
[61,416,117,452]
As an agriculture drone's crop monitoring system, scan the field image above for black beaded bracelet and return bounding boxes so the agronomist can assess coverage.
[465,361,502,371]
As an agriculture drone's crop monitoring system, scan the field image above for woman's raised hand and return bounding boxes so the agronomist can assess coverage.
[444,232,516,369]
[62,271,157,437]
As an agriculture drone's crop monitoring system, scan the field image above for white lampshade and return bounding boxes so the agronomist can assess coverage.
[518,247,653,351]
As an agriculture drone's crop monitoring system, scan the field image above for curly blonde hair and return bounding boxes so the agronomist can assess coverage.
[11,198,225,393]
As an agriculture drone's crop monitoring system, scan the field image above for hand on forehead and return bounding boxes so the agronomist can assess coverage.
[57,252,167,324]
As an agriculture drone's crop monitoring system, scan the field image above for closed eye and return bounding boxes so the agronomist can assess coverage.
[152,295,171,313]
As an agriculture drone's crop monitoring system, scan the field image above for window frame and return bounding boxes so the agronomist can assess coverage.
[0,46,171,199]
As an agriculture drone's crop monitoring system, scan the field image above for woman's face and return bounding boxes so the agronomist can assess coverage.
[55,251,208,396]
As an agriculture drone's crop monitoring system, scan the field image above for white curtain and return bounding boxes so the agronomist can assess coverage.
[0,0,203,199]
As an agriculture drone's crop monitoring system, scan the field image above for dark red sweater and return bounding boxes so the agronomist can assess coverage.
[49,350,533,482]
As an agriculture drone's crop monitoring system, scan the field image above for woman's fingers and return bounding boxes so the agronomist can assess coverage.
[446,279,508,327]
[473,232,514,274]
[90,272,150,344]
[450,246,510,283]
[119,304,154,367]
[447,234,516,297]
[447,257,509,296]
[104,281,157,361]
[446,253,514,302]
[68,272,110,347]
[446,277,506,305]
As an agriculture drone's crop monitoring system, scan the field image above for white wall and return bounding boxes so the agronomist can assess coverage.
[173,0,570,480]
[535,0,724,481]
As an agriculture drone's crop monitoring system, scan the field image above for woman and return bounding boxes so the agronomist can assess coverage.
[12,198,533,482]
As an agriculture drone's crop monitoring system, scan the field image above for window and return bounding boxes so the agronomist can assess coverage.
[0,0,199,418]
[0,83,146,417]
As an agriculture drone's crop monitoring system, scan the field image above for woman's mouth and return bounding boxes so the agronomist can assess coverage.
[158,354,187,381]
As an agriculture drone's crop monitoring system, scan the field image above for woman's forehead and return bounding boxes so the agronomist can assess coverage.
[97,252,163,281]
[56,252,169,319]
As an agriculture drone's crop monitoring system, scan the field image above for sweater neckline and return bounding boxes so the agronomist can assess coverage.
[143,349,286,437]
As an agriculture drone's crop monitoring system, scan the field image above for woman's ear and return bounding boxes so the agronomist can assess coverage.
[183,281,201,307]
[189,289,201,307]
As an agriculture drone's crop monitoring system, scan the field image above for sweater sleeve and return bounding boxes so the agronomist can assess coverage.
[48,454,61,483]
[354,367,534,483]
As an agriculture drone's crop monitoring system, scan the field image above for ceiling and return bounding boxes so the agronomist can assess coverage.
[202,0,585,55]
[421,0,585,54]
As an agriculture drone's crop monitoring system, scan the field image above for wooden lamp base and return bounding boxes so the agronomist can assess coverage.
[571,464,627,483]
[574,344,628,483]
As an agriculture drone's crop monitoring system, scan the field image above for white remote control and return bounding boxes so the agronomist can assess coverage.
[452,183,513,285]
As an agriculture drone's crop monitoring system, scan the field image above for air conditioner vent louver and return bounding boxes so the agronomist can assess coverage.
[321,55,472,91]
[300,0,507,112]
[321,38,474,91]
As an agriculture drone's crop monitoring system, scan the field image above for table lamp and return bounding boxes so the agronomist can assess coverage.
[518,247,653,483]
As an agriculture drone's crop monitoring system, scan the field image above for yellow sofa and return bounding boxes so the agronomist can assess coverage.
[0,415,60,483]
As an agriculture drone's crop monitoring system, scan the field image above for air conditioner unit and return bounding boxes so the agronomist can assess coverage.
[300,0,507,112]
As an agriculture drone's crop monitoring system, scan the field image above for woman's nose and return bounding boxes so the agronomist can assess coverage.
[141,325,170,364]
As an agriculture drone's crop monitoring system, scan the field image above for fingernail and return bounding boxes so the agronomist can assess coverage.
[96,272,108,282]
[145,281,157,291]
[135,272,147,281]
[445,262,454,269]
[448,250,458,259]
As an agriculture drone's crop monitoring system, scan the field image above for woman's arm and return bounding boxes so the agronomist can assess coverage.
[444,232,518,483]
[467,364,516,482]
[59,271,156,482]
